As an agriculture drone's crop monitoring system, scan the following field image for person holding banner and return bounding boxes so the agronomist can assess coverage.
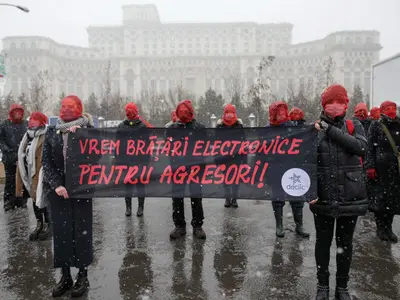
[310,84,368,300]
[366,100,400,243]
[15,112,51,241]
[267,101,310,239]
[168,100,206,240]
[216,104,244,208]
[289,107,306,126]
[42,95,94,298]
[118,102,151,217]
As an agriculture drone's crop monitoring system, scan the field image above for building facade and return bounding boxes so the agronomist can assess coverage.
[1,4,381,102]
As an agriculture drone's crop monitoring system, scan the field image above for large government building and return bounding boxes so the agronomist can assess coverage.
[1,4,381,101]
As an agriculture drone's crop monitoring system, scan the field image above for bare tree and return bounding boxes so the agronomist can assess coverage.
[99,61,112,120]
[0,92,14,120]
[247,56,275,126]
[224,73,244,101]
[29,70,52,113]
[164,81,193,110]
[315,56,336,94]
[141,88,170,126]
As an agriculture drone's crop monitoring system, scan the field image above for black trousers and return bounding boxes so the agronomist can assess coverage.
[32,201,50,224]
[3,162,16,206]
[172,198,204,228]
[272,201,304,209]
[314,214,358,288]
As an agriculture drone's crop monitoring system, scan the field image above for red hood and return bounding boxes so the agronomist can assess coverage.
[29,112,48,128]
[269,101,289,126]
[321,84,349,108]
[370,107,380,120]
[176,100,194,123]
[354,103,368,120]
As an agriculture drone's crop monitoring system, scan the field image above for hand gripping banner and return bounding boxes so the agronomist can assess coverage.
[65,126,318,201]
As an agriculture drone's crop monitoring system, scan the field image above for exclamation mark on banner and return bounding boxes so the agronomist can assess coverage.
[257,163,269,188]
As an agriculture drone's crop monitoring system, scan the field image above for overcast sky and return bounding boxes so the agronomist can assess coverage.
[0,0,399,60]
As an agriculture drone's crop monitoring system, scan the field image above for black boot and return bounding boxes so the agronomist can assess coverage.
[292,206,310,238]
[52,267,73,297]
[170,226,186,239]
[385,214,398,243]
[125,197,132,217]
[38,223,52,240]
[375,214,389,241]
[4,196,16,211]
[316,285,329,300]
[224,198,231,207]
[71,268,89,297]
[231,199,238,208]
[274,206,285,238]
[335,288,351,300]
[29,221,43,241]
[193,227,206,239]
[136,197,144,217]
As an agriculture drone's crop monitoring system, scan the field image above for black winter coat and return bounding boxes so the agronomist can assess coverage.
[366,116,400,214]
[168,119,205,129]
[310,113,368,217]
[292,120,306,126]
[354,117,372,136]
[0,119,27,164]
[118,118,147,129]
[216,118,244,128]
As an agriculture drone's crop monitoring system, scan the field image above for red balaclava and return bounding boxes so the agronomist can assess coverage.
[370,107,380,120]
[222,104,238,126]
[380,101,397,120]
[171,111,177,122]
[269,101,290,126]
[28,112,48,128]
[60,95,83,122]
[321,84,349,119]
[354,103,368,121]
[176,100,194,124]
[289,107,305,121]
[8,104,24,124]
[125,102,139,120]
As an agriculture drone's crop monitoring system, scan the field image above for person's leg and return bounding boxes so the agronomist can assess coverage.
[385,214,398,243]
[375,212,389,241]
[290,201,309,238]
[52,266,73,297]
[272,201,285,237]
[137,197,145,217]
[170,198,186,239]
[335,216,358,298]
[3,163,17,211]
[38,206,52,240]
[71,198,93,297]
[314,213,335,299]
[29,201,44,241]
[231,184,239,208]
[124,197,132,217]
[191,198,205,239]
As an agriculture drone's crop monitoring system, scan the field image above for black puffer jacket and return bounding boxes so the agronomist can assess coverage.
[168,119,205,129]
[310,113,368,217]
[0,119,28,164]
[292,120,306,126]
[366,116,400,214]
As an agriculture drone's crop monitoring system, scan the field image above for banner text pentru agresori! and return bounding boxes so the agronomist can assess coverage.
[65,127,318,201]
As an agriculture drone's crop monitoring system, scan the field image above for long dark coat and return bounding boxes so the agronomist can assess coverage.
[310,113,368,218]
[42,126,93,268]
[366,116,400,214]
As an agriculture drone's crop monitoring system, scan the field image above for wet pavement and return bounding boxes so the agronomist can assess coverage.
[0,186,399,300]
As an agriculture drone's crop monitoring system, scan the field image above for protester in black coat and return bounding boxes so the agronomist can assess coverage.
[216,104,244,208]
[353,102,372,135]
[42,95,94,298]
[0,104,28,211]
[366,100,400,243]
[168,100,206,240]
[118,102,151,218]
[310,84,368,300]
[266,101,309,239]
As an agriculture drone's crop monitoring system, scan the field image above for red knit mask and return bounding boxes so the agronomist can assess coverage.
[269,101,289,126]
[9,104,24,124]
[354,103,368,120]
[60,95,83,122]
[381,101,397,119]
[176,100,194,124]
[125,102,139,120]
[289,107,304,121]
[370,107,380,120]
[29,112,48,128]
[222,104,238,126]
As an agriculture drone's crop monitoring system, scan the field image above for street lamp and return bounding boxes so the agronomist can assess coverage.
[248,113,256,127]
[0,3,29,13]
[98,116,105,128]
[210,114,217,128]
